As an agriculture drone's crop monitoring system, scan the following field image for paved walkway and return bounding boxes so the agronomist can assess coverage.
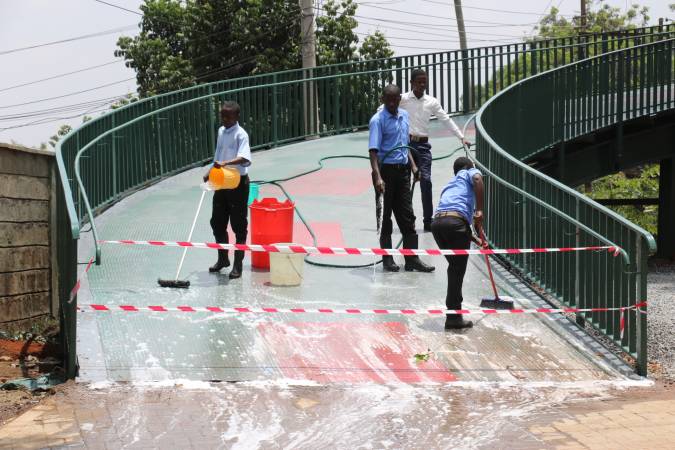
[0,381,673,449]
[1,121,662,449]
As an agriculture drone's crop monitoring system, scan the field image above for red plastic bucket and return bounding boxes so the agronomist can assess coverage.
[249,198,294,269]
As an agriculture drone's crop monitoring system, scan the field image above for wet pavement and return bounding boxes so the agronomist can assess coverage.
[75,122,635,385]
[2,379,671,450]
[10,121,656,449]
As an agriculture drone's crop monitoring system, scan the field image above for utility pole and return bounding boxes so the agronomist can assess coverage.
[453,0,468,52]
[580,0,587,30]
[453,0,471,111]
[579,0,587,60]
[300,0,319,137]
[300,0,316,73]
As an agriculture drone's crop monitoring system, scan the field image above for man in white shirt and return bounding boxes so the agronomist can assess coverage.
[400,69,472,232]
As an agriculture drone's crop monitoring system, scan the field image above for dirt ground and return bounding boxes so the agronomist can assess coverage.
[0,339,61,426]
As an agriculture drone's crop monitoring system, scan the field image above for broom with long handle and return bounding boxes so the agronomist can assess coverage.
[158,190,206,288]
[476,228,514,310]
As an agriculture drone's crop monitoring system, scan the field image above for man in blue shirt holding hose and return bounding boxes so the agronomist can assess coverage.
[431,156,485,329]
[369,84,435,273]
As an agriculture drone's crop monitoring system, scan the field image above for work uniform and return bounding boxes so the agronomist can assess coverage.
[431,167,481,310]
[399,91,465,229]
[368,108,419,260]
[210,122,251,256]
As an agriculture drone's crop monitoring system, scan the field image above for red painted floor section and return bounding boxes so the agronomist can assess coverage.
[258,321,457,384]
[260,168,372,197]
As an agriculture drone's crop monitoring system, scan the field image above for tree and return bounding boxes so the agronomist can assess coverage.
[359,30,394,61]
[316,0,359,66]
[316,0,393,65]
[49,125,72,149]
[585,165,660,235]
[535,1,649,38]
[117,0,393,97]
[478,1,651,102]
[116,0,302,97]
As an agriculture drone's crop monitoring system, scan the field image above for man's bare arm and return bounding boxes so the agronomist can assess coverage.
[369,150,385,193]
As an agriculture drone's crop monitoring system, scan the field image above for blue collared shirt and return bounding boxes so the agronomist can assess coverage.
[368,108,409,164]
[213,123,251,175]
[436,168,482,223]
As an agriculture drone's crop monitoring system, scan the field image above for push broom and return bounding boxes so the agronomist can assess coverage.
[476,229,514,310]
[157,190,206,289]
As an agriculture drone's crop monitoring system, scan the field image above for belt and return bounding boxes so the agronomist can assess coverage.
[434,211,467,222]
[409,135,429,143]
[381,163,409,170]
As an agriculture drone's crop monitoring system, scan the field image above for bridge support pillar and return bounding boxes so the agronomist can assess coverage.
[657,158,675,259]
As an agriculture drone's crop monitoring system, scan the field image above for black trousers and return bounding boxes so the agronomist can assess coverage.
[210,175,250,246]
[431,215,471,309]
[376,164,417,248]
[409,141,433,226]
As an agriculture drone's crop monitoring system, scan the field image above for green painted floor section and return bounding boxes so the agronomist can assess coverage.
[76,121,634,383]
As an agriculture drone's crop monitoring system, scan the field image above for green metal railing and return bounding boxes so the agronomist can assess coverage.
[54,24,674,377]
[475,38,673,375]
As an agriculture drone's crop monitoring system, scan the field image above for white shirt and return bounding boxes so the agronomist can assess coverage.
[399,91,464,139]
[213,122,251,175]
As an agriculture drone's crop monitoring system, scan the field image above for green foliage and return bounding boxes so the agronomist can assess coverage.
[479,1,651,101]
[116,0,393,97]
[535,1,649,38]
[49,124,73,148]
[359,30,394,61]
[110,94,139,110]
[316,0,359,65]
[585,165,660,234]
[116,0,302,97]
[413,350,432,363]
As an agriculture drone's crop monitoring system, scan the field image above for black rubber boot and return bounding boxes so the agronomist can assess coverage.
[380,235,399,272]
[382,256,400,272]
[402,234,435,272]
[209,249,230,272]
[229,250,244,279]
[445,314,473,330]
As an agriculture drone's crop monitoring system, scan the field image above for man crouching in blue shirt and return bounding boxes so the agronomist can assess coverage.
[431,157,485,329]
[203,101,251,279]
[369,84,434,273]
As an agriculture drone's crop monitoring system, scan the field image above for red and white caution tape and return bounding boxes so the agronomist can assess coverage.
[69,257,95,304]
[79,301,646,317]
[99,240,622,257]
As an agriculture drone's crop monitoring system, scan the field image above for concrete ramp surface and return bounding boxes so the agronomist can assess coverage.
[76,126,634,385]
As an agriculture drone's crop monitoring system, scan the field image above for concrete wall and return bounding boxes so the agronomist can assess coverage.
[0,143,57,331]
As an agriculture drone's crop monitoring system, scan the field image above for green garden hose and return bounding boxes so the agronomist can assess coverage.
[252,145,466,269]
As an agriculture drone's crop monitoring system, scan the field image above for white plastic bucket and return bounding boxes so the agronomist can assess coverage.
[269,243,305,286]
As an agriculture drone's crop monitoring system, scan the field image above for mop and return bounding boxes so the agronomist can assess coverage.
[476,229,514,310]
[157,189,206,289]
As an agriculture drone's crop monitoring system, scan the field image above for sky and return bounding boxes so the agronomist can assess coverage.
[0,0,671,148]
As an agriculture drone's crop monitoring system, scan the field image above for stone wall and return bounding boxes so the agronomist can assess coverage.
[0,143,57,331]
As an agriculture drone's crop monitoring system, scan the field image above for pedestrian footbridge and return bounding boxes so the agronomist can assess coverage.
[54,26,674,381]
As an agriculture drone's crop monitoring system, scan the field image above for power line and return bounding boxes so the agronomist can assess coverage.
[0,78,136,110]
[0,25,137,56]
[0,96,130,121]
[353,30,524,45]
[416,0,576,17]
[0,60,124,93]
[91,0,142,16]
[354,3,542,27]
[356,17,528,41]
[356,13,541,30]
